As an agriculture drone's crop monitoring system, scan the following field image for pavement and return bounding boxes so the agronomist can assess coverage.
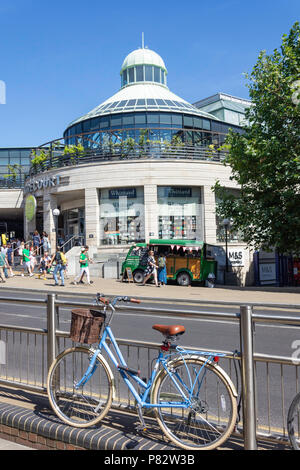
[1,270,300,306]
[0,271,299,451]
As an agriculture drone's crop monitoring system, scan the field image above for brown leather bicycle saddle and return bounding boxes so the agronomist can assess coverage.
[152,324,185,337]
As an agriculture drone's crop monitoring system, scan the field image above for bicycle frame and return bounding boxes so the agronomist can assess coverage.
[75,322,226,410]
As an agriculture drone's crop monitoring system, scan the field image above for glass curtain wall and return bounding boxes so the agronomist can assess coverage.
[99,187,145,245]
[157,186,203,240]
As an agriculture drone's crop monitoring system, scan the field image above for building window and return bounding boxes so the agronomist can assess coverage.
[128,67,134,83]
[100,187,145,245]
[157,186,203,240]
[135,65,144,82]
[145,65,153,81]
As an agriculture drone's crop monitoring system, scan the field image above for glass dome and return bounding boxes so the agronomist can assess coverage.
[120,47,168,88]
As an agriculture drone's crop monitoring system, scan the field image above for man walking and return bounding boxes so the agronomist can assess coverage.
[50,246,66,287]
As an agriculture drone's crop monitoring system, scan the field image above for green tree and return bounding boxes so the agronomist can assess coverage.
[213,22,300,254]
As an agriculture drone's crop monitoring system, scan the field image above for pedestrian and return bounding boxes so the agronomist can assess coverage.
[0,245,9,279]
[37,251,51,280]
[29,247,37,273]
[41,231,51,254]
[6,242,14,277]
[21,244,33,277]
[157,253,167,286]
[50,246,67,286]
[140,250,159,287]
[32,230,41,255]
[73,246,92,285]
[0,249,7,282]
[18,240,24,266]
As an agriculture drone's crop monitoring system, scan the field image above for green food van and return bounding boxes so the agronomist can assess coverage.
[121,239,217,286]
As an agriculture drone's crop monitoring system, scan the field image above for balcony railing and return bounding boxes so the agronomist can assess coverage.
[29,142,228,176]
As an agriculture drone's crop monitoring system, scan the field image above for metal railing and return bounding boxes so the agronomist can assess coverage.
[28,143,228,176]
[0,293,300,449]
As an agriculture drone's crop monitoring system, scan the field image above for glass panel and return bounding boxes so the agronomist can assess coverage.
[90,117,100,130]
[123,114,134,125]
[154,66,160,83]
[145,65,153,81]
[75,123,82,135]
[126,99,136,107]
[137,99,146,106]
[174,101,185,108]
[183,116,193,127]
[135,113,146,124]
[171,114,182,126]
[147,113,159,123]
[116,100,127,108]
[100,117,110,128]
[160,113,171,124]
[83,120,90,131]
[157,186,202,240]
[109,101,120,109]
[193,117,202,128]
[135,65,144,82]
[128,67,134,83]
[9,157,21,165]
[111,115,122,127]
[146,99,156,106]
[202,119,211,130]
[100,187,145,245]
[122,70,128,86]
[0,151,9,165]
[156,99,166,106]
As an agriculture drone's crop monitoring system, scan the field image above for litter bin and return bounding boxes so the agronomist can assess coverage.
[206,273,216,288]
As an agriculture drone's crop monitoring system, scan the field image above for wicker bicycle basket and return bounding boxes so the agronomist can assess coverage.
[70,309,105,344]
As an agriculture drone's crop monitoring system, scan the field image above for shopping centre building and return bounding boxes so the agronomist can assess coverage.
[1,46,255,284]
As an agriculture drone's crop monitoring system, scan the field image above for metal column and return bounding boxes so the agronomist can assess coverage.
[239,305,257,450]
[47,293,56,372]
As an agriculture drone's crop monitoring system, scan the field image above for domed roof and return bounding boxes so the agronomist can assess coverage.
[121,47,167,73]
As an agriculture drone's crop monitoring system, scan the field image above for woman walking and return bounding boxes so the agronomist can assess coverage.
[140,250,159,287]
[157,253,167,286]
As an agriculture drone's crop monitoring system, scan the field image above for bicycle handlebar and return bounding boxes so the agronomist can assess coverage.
[96,293,141,306]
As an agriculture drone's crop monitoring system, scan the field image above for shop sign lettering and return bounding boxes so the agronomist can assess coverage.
[163,187,192,198]
[25,175,60,193]
[109,188,136,199]
[228,250,245,266]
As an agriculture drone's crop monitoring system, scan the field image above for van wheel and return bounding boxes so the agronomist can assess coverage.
[177,272,191,286]
[133,270,144,284]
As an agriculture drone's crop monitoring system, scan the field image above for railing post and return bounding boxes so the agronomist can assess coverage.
[239,305,257,450]
[47,293,56,372]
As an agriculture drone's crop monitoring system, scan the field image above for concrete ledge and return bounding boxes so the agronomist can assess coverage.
[0,386,174,451]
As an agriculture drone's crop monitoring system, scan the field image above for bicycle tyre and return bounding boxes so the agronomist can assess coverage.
[151,356,237,450]
[47,346,113,428]
[287,391,300,450]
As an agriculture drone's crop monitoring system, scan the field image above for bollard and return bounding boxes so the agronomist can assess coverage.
[47,293,56,372]
[239,305,257,450]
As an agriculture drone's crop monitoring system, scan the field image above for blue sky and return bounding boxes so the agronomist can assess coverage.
[0,0,299,147]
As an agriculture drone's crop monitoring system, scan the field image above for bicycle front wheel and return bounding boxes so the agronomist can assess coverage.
[287,392,300,450]
[152,357,237,450]
[47,347,113,428]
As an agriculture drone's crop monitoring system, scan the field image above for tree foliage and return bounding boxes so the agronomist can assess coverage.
[214,22,300,254]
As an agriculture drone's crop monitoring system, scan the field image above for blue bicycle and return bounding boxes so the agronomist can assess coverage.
[47,294,237,450]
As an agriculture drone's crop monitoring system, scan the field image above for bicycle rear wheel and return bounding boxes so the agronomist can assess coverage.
[151,357,237,450]
[47,346,113,428]
[287,392,300,450]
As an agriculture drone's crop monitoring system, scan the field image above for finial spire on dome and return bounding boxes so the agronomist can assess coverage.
[142,32,144,49]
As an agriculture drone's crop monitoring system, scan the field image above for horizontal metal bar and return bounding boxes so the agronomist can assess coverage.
[0,324,47,335]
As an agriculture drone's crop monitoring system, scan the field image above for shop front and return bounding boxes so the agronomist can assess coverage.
[99,187,145,245]
[157,186,203,240]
